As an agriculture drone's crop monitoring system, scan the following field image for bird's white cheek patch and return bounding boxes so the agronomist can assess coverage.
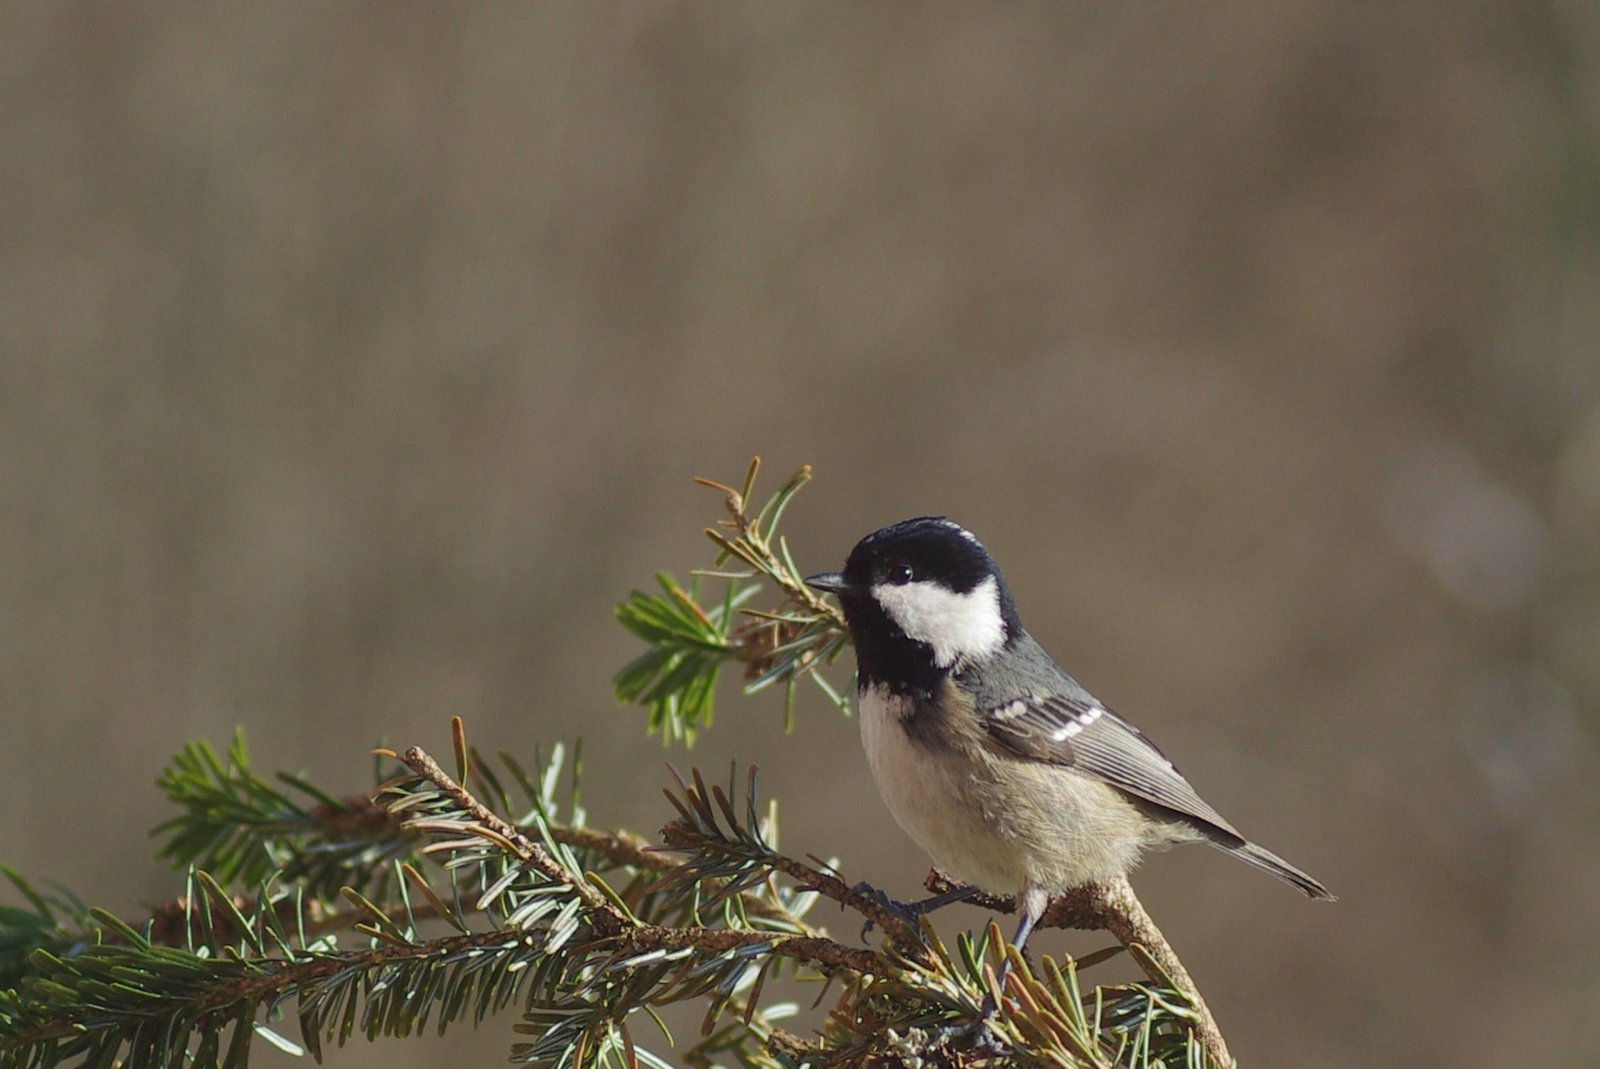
[871,575,1006,667]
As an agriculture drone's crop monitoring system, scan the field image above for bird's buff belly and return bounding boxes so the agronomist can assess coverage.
[859,685,1158,895]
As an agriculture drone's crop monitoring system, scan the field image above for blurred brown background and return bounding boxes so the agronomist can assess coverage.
[5,4,1599,1067]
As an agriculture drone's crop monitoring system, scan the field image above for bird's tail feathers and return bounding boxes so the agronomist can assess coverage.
[1219,840,1335,900]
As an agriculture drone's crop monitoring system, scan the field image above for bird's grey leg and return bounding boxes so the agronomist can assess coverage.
[1009,886,1048,953]
[991,886,1048,997]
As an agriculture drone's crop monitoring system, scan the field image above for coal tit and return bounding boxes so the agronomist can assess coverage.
[806,517,1333,951]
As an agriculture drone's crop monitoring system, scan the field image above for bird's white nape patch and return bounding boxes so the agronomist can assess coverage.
[871,575,1007,667]
[928,517,982,545]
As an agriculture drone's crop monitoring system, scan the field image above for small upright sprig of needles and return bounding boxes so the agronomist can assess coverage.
[614,457,852,740]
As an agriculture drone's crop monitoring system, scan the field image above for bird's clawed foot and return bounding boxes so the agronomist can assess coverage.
[848,881,980,943]
[847,881,922,942]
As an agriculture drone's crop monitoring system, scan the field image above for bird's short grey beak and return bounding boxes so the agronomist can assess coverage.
[805,571,849,593]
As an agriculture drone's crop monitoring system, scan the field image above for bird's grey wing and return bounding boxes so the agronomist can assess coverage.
[983,691,1246,845]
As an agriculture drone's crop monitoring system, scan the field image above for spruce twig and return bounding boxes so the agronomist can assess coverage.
[384,741,626,932]
[1089,875,1232,1068]
[615,457,852,741]
[0,458,1258,1068]
[922,872,1233,1065]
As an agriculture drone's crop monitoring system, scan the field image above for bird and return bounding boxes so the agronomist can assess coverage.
[805,516,1333,953]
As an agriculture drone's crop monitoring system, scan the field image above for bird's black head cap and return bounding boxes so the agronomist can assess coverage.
[808,517,1022,693]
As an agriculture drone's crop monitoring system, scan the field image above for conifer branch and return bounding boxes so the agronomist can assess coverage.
[923,870,1233,1066]
[387,744,627,932]
[0,458,1258,1068]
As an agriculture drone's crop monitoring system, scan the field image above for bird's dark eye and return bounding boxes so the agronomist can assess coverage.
[887,563,914,585]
